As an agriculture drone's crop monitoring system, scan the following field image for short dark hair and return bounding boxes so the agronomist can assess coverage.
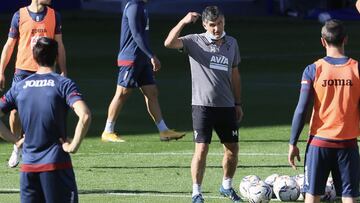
[202,6,223,22]
[321,19,346,47]
[33,37,58,67]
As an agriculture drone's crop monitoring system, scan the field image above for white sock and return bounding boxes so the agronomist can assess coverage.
[222,177,232,190]
[13,144,18,152]
[156,120,169,132]
[104,120,115,133]
[192,184,201,197]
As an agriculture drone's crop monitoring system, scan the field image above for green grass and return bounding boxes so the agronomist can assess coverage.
[0,11,360,202]
[0,125,309,203]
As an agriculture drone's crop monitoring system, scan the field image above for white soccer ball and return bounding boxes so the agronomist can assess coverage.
[292,174,305,200]
[239,175,261,200]
[273,175,300,201]
[321,177,336,201]
[248,181,273,203]
[264,174,279,198]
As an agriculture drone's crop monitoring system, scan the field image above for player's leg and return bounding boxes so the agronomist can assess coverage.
[8,69,34,168]
[102,85,131,142]
[342,197,357,203]
[222,143,239,185]
[191,143,209,203]
[106,85,132,126]
[139,84,161,123]
[9,110,21,138]
[138,63,185,141]
[8,110,22,167]
[332,146,359,203]
[191,105,213,203]
[40,169,79,203]
[303,143,331,203]
[20,172,45,203]
[220,143,240,202]
[102,66,135,142]
[214,107,241,202]
[304,194,321,203]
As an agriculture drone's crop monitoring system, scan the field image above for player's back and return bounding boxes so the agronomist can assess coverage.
[10,73,78,171]
[310,57,360,140]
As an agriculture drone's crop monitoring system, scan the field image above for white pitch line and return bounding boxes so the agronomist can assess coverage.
[0,152,288,156]
[0,189,19,192]
[104,193,287,201]
[0,189,224,199]
[0,189,283,201]
[105,192,224,199]
[73,152,288,156]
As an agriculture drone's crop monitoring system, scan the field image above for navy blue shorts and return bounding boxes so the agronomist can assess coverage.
[20,169,78,203]
[192,105,238,144]
[12,69,35,87]
[117,61,155,88]
[304,144,360,197]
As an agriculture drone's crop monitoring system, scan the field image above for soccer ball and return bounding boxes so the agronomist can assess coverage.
[248,181,273,203]
[264,173,279,198]
[273,175,300,201]
[321,177,336,201]
[239,175,261,199]
[292,174,305,200]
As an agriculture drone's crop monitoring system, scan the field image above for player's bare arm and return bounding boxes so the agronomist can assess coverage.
[356,0,360,13]
[150,56,161,72]
[62,100,91,153]
[231,67,243,122]
[164,12,201,49]
[288,144,300,170]
[0,37,17,90]
[54,34,67,76]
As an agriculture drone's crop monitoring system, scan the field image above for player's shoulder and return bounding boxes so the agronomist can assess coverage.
[224,35,239,47]
[127,0,143,9]
[12,10,20,20]
[192,33,208,42]
[301,63,316,80]
[17,7,28,16]
[30,73,73,87]
[304,63,316,71]
[49,73,73,83]
[224,35,237,42]
[347,57,358,64]
[14,10,20,16]
[181,33,202,42]
[12,73,37,91]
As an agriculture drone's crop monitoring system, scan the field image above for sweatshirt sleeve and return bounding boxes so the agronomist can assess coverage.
[126,3,154,58]
[289,64,316,145]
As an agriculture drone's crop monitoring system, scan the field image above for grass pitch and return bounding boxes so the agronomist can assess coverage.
[0,126,308,203]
